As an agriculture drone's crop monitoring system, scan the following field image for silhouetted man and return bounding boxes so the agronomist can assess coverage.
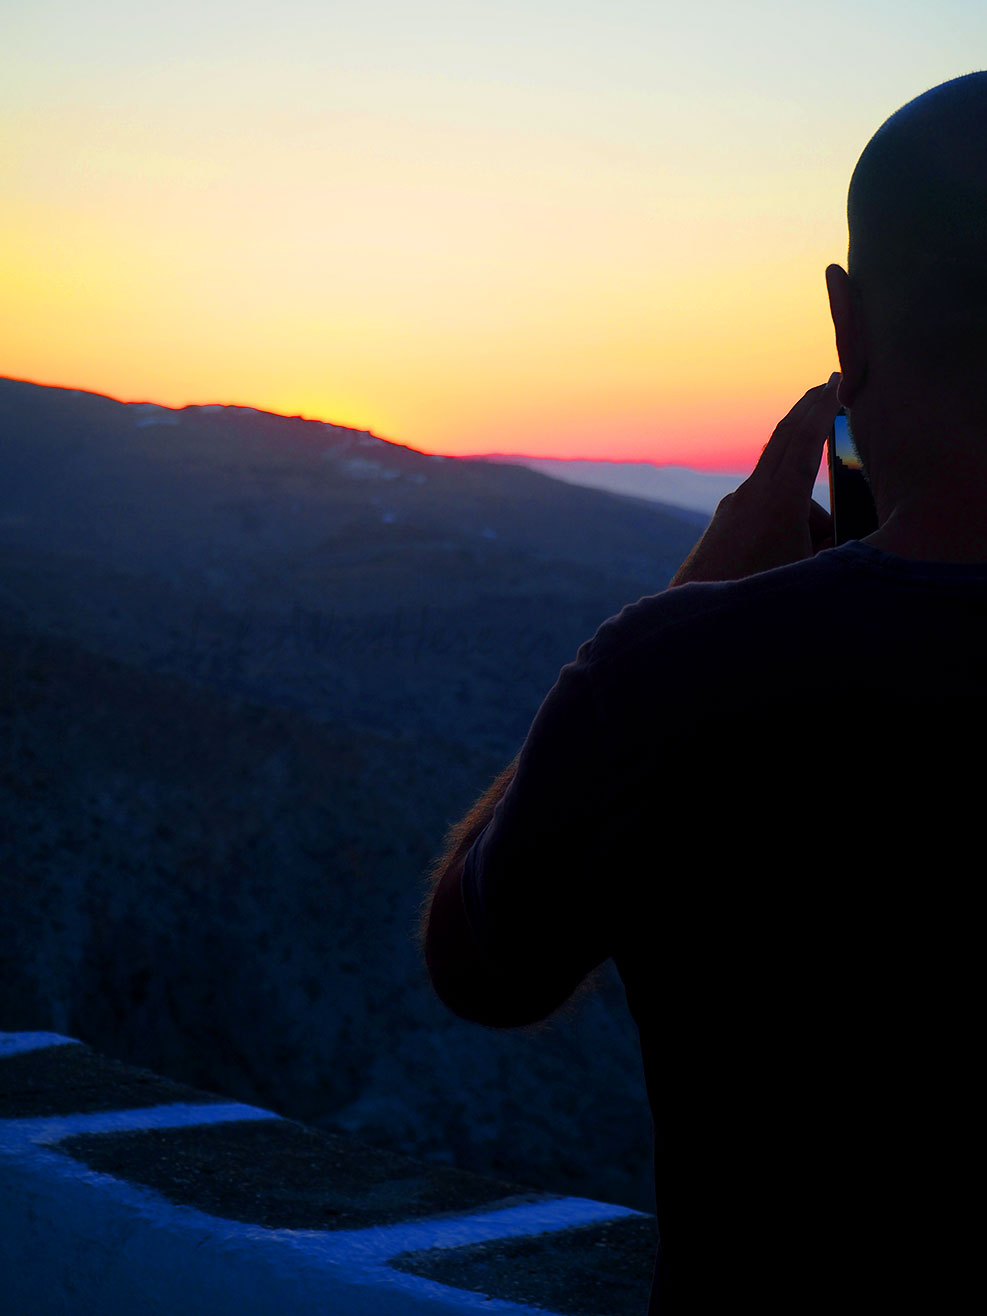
[424,72,987,1313]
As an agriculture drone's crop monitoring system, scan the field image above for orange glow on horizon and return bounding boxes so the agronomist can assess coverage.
[6,367,812,474]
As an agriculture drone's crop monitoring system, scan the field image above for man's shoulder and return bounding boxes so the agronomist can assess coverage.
[583,549,851,668]
[587,539,987,660]
[570,541,987,714]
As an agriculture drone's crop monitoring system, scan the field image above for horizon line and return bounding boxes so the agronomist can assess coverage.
[1,373,750,476]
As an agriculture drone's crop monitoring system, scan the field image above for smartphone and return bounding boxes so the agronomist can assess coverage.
[827,409,878,545]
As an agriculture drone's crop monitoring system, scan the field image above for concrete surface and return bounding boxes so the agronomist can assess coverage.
[0,1030,656,1315]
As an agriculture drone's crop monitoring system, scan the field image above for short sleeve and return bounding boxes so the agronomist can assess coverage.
[459,635,616,1006]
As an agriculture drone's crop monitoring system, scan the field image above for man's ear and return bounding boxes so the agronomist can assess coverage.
[825,264,866,406]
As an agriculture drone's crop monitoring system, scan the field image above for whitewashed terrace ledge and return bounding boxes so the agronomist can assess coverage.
[0,1030,657,1316]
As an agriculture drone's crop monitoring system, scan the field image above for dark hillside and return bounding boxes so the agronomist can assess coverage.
[0,376,704,1209]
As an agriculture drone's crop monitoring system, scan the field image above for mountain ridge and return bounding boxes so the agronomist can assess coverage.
[1,374,738,520]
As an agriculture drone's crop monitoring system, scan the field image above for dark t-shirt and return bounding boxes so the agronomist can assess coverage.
[456,541,987,1313]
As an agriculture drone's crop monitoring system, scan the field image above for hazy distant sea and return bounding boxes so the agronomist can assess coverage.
[483,456,831,516]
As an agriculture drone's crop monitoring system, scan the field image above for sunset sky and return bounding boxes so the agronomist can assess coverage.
[3,2,985,469]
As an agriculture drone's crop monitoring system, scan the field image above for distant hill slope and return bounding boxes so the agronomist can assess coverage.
[480,453,831,514]
[479,453,739,517]
[0,376,703,1211]
[0,378,701,748]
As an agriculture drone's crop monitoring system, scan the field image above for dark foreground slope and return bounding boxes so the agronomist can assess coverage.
[0,376,704,1210]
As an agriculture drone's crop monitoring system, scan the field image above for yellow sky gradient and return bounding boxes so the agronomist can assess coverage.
[3,3,984,468]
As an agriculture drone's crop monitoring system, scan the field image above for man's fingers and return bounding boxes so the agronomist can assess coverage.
[758,374,841,486]
[756,384,827,473]
[777,378,841,488]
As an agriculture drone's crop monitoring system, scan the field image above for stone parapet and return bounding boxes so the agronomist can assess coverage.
[0,1031,656,1314]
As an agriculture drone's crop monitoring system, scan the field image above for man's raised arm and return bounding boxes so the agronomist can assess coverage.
[423,375,840,1028]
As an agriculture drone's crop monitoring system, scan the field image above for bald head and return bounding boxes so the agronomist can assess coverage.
[827,72,987,554]
[846,72,987,376]
[849,72,987,274]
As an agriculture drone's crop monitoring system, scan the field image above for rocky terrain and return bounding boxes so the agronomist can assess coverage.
[0,376,707,1210]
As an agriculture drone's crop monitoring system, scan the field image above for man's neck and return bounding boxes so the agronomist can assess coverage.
[854,403,987,563]
[863,481,987,564]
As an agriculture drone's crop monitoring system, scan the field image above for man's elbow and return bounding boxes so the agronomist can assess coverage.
[423,862,569,1029]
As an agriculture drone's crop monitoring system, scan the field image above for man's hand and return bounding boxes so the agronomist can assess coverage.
[670,374,841,586]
